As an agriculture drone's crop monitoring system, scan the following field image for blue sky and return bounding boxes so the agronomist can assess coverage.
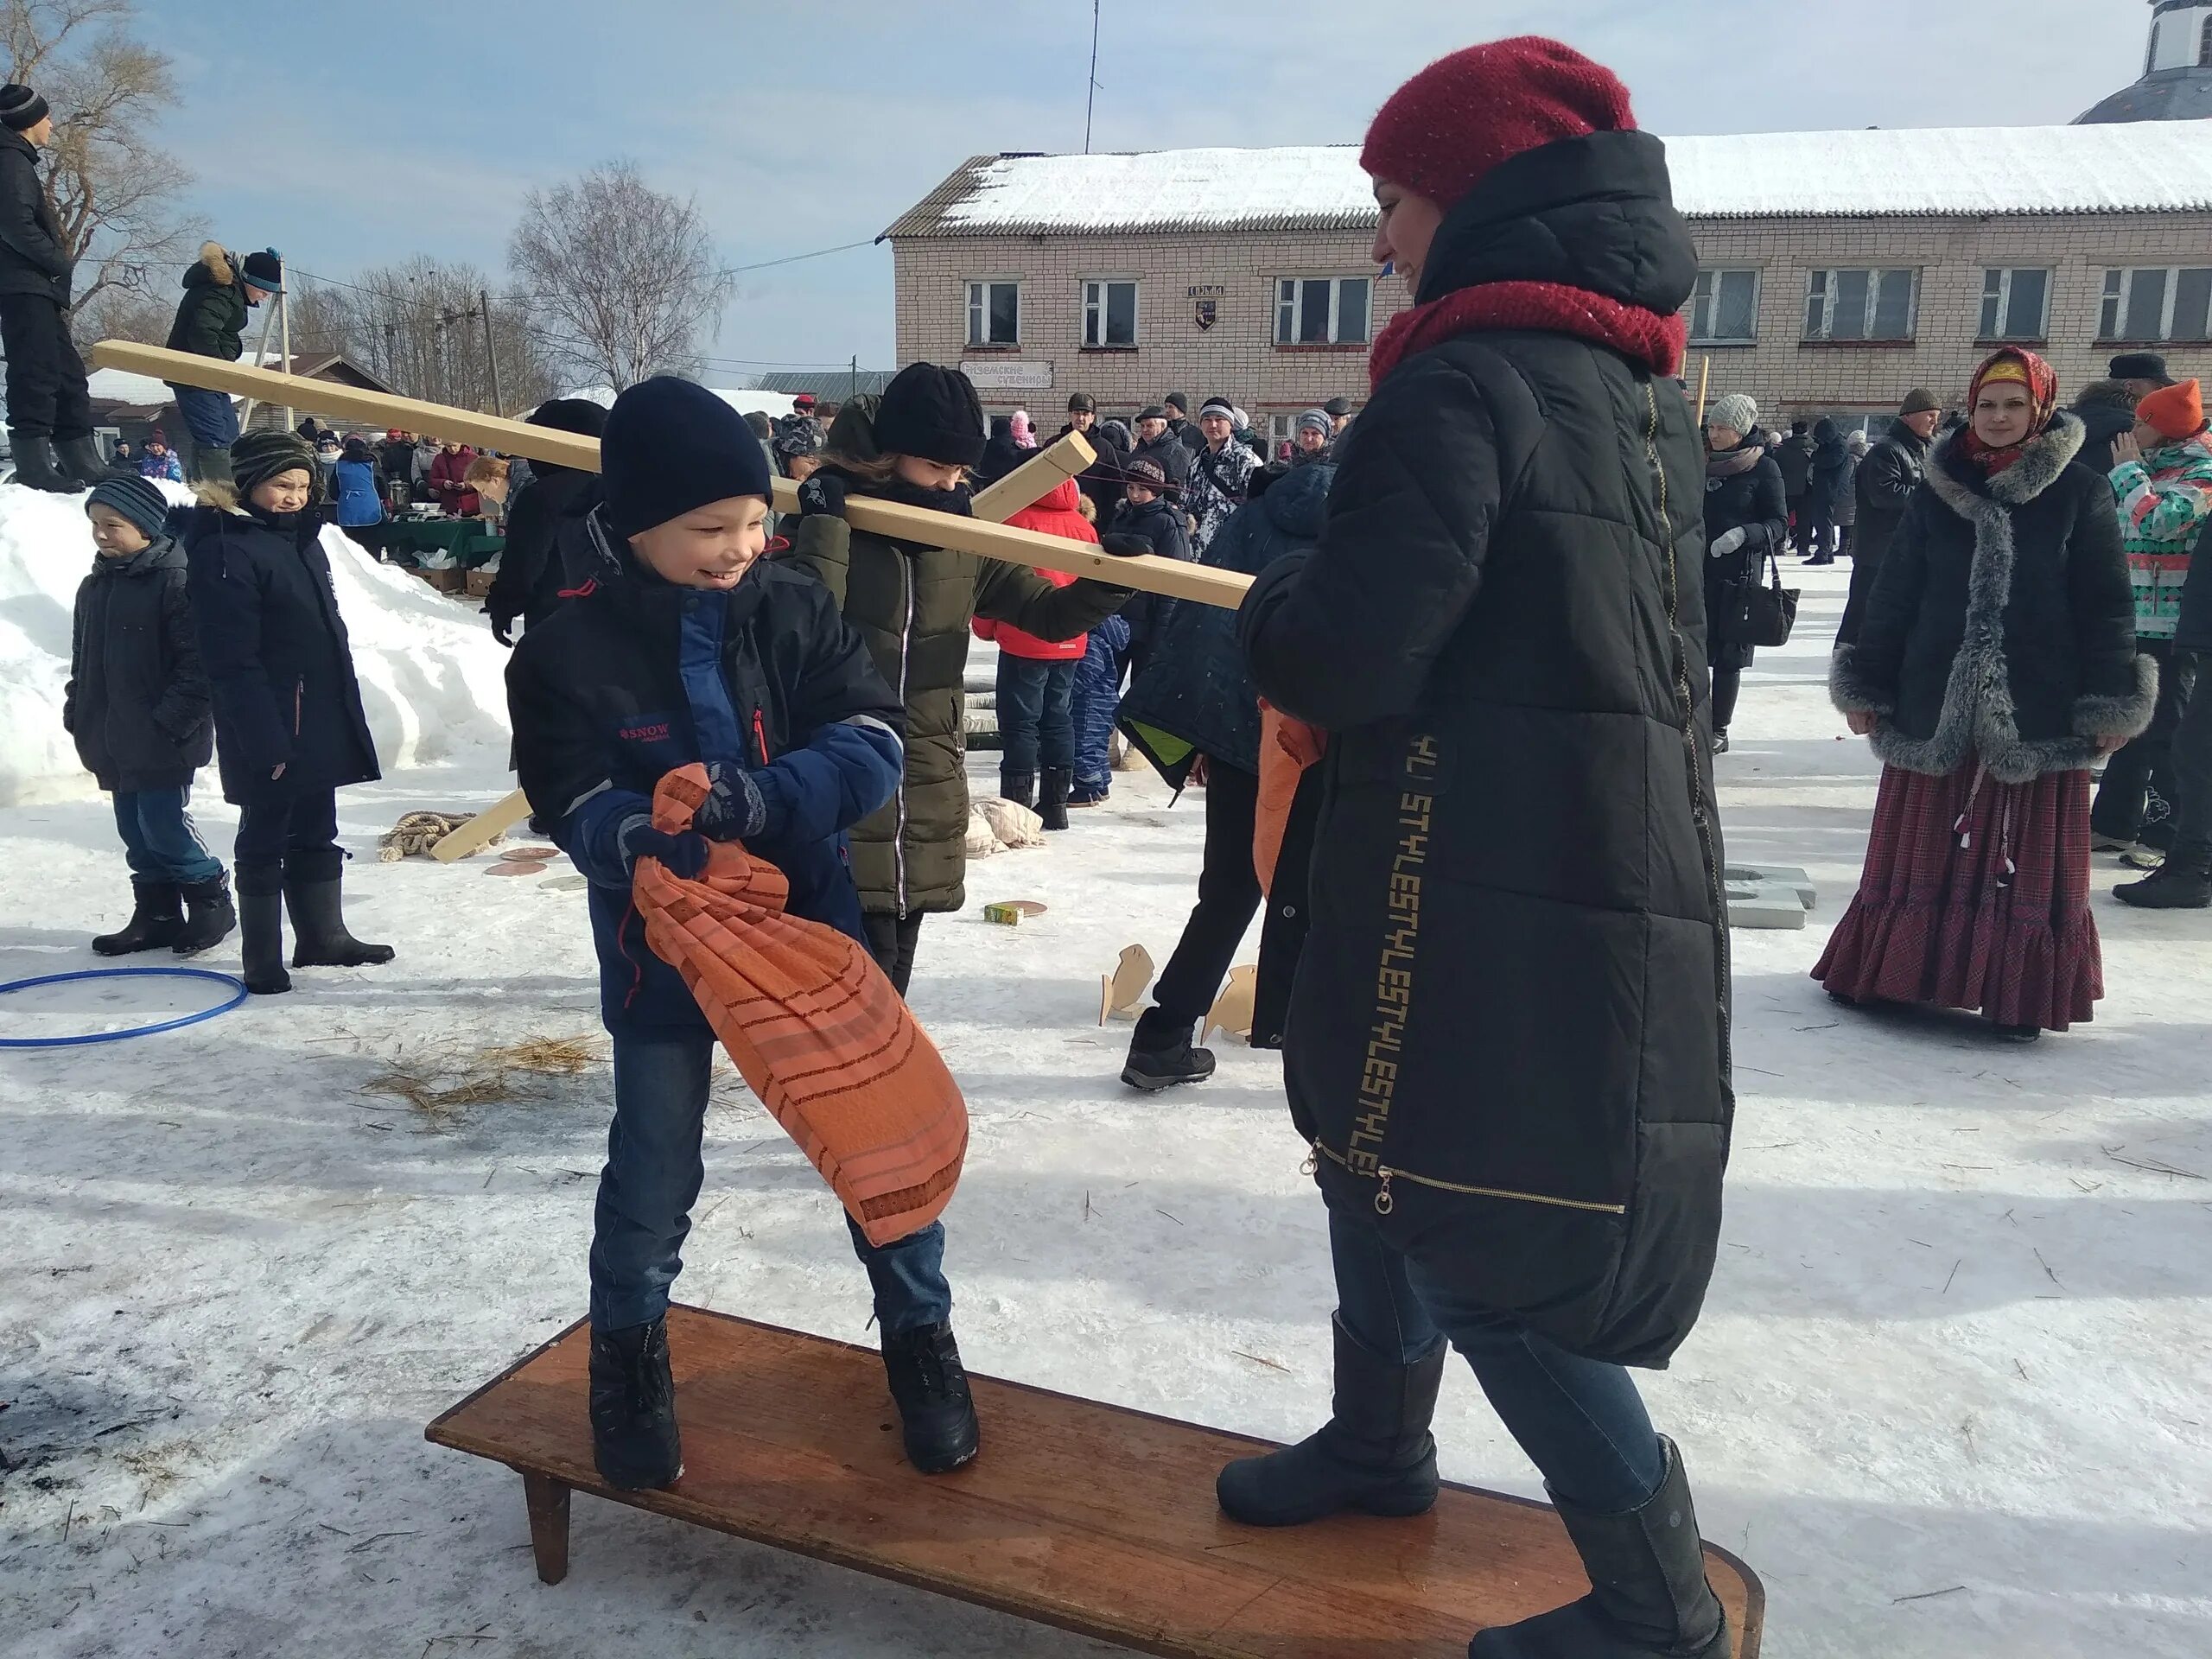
[148,0,2151,382]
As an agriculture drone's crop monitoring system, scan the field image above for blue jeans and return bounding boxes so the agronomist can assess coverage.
[591,1031,955,1337]
[1329,1205,1665,1513]
[111,787,224,884]
[1071,616,1130,798]
[995,655,1076,774]
[173,385,239,450]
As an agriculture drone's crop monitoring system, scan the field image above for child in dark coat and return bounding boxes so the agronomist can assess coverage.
[505,375,979,1492]
[65,474,234,956]
[179,429,391,995]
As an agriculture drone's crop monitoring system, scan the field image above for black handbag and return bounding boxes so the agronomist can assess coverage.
[1716,549,1798,649]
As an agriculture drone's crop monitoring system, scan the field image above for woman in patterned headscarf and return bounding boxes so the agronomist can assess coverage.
[1821,347,2155,1039]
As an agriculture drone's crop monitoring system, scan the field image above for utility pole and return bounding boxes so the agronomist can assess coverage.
[1084,0,1101,154]
[479,289,504,416]
[850,353,858,400]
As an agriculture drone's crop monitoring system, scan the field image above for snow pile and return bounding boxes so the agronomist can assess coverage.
[909,124,2212,236]
[0,480,511,807]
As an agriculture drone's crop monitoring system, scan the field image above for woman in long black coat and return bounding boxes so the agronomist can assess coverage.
[181,429,394,995]
[1700,392,1789,753]
[1228,39,1733,1659]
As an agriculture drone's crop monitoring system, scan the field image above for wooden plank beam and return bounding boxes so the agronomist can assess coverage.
[968,429,1096,524]
[92,341,1249,612]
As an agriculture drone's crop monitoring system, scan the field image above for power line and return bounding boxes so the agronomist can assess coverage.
[724,238,876,276]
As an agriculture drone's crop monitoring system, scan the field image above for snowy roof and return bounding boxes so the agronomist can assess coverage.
[86,366,189,408]
[883,124,2212,238]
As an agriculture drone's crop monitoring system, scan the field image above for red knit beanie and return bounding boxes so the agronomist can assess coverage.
[1360,36,1637,209]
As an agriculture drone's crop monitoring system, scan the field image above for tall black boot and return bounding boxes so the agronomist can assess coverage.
[1217,1314,1445,1526]
[54,435,130,486]
[1122,1006,1216,1091]
[173,871,238,955]
[284,874,395,968]
[998,766,1036,810]
[194,446,233,487]
[1469,1437,1729,1659]
[237,879,291,995]
[880,1321,980,1474]
[10,430,75,493]
[1039,766,1071,832]
[92,879,183,956]
[589,1317,683,1491]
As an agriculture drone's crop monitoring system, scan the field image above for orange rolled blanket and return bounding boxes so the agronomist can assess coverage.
[632,765,968,1246]
[1255,702,1326,896]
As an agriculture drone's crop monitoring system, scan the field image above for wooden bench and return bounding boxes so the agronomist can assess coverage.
[426,1305,1764,1656]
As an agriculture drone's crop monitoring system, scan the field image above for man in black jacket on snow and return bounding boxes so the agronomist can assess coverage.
[484,398,608,642]
[0,83,106,493]
[1770,418,1815,556]
[1838,387,1942,645]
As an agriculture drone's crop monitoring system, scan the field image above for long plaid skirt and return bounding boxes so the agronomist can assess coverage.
[1812,759,2102,1032]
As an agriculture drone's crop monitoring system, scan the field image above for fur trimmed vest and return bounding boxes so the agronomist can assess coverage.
[1831,412,2156,784]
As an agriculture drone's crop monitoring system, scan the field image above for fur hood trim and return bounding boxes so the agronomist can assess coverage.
[196,241,235,286]
[1831,404,2157,783]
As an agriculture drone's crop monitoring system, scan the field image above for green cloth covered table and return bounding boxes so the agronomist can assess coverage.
[358,518,505,568]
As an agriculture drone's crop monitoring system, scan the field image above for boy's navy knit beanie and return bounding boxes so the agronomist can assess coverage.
[86,474,170,541]
[601,376,771,538]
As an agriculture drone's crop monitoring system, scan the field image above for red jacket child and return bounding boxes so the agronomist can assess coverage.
[970,477,1093,660]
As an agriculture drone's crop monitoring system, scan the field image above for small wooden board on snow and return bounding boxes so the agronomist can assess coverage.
[425,1306,1764,1656]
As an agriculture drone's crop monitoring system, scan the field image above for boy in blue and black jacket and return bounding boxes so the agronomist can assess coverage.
[505,376,980,1492]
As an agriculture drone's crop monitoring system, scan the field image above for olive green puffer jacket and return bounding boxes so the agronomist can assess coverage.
[787,486,1130,916]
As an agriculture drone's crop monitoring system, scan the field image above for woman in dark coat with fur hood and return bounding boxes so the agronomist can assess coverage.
[1821,347,2152,1039]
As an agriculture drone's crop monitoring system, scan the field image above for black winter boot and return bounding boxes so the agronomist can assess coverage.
[92,880,184,956]
[880,1321,979,1473]
[54,435,130,486]
[1217,1314,1445,1526]
[998,766,1036,810]
[589,1317,683,1491]
[10,430,75,493]
[1039,766,1071,832]
[1122,1007,1216,1091]
[1469,1438,1728,1659]
[173,872,238,955]
[238,886,291,995]
[2116,845,2212,909]
[193,446,233,487]
[284,874,395,968]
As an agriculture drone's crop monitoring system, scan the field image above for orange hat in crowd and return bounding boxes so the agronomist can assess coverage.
[2137,378,2206,443]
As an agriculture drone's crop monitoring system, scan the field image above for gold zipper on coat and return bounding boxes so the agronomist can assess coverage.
[1306,1137,1628,1217]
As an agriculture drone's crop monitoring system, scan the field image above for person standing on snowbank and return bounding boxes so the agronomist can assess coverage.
[180,429,392,995]
[506,374,981,1492]
[163,245,282,487]
[1820,347,2150,1039]
[0,83,109,494]
[66,474,234,958]
[1231,39,1734,1659]
[785,364,1129,993]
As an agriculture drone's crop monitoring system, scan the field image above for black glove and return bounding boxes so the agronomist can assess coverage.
[489,613,515,647]
[619,820,711,880]
[797,472,846,518]
[691,760,768,842]
[1099,532,1152,558]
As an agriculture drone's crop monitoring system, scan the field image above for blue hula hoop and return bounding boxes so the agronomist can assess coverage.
[0,966,251,1048]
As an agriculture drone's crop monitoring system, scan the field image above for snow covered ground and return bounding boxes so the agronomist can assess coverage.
[3,565,2208,1658]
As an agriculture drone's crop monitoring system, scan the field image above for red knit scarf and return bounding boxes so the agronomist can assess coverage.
[1369,279,1688,390]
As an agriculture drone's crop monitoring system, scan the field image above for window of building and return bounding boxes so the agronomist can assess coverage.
[1978,268,2050,341]
[1082,279,1137,348]
[1274,276,1370,346]
[2100,267,2212,342]
[2202,12,2212,67]
[1688,269,1759,344]
[1803,268,1918,341]
[965,280,1019,348]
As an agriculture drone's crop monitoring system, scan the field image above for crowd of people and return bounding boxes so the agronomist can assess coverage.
[29,27,2212,1658]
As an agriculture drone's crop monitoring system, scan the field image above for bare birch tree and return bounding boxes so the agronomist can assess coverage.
[4,1,195,334]
[508,161,732,390]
